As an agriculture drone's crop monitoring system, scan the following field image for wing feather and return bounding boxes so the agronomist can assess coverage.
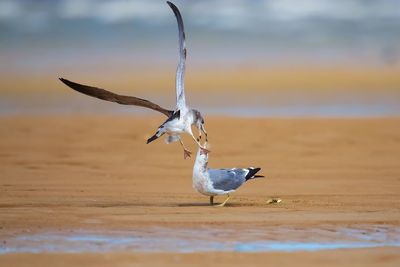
[59,78,173,117]
[167,1,187,111]
[209,169,246,191]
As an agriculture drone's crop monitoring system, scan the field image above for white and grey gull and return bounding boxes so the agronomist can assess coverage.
[193,145,264,207]
[59,1,208,159]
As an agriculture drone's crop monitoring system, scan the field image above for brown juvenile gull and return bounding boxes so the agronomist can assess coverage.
[59,1,208,159]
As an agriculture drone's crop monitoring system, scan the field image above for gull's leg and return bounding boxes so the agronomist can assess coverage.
[197,126,206,142]
[189,131,210,153]
[210,196,214,205]
[216,194,231,207]
[187,127,201,147]
[201,125,208,142]
[192,137,203,148]
[179,138,191,159]
[198,128,202,142]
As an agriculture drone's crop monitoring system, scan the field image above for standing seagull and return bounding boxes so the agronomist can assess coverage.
[193,145,264,207]
[59,1,208,159]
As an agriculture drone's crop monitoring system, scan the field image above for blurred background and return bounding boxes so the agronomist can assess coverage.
[1,0,399,116]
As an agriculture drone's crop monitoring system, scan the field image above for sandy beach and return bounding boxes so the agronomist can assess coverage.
[0,116,399,266]
[2,0,400,265]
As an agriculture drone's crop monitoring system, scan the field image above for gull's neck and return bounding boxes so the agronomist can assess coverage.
[193,148,208,175]
[186,109,196,124]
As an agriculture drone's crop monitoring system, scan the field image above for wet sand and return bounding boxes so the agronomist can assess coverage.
[2,247,400,267]
[1,116,400,266]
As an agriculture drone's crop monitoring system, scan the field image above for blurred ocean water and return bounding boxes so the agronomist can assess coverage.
[1,0,400,72]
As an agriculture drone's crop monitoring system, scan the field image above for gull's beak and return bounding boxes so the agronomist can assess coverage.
[199,147,209,155]
[199,141,210,155]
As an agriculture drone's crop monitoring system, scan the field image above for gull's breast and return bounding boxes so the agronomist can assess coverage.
[192,171,214,196]
[165,118,186,134]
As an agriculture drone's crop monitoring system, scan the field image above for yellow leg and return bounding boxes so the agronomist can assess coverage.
[216,194,231,207]
[202,126,208,142]
[191,133,203,148]
[191,134,211,155]
[198,127,202,141]
[199,126,208,142]
[188,127,210,151]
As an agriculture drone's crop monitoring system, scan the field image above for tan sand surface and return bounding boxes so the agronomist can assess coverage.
[1,248,400,267]
[1,116,400,266]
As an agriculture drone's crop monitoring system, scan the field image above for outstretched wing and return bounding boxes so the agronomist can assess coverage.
[59,78,173,117]
[167,1,187,111]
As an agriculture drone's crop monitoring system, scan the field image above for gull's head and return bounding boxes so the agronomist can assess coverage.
[191,109,205,131]
[195,143,209,166]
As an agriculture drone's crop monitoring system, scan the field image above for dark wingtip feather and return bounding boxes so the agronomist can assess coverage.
[147,134,159,144]
[167,1,181,20]
[245,167,263,180]
[59,77,71,86]
[166,1,176,10]
[59,78,82,92]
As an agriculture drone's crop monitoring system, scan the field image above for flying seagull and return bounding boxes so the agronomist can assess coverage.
[192,144,264,207]
[59,1,208,159]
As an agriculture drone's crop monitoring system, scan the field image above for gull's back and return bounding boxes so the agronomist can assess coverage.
[208,168,248,192]
[208,167,263,193]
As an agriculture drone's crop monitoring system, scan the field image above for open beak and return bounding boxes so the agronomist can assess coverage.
[199,146,209,155]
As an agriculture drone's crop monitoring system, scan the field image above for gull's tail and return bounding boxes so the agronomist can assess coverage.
[147,110,180,144]
[245,167,264,181]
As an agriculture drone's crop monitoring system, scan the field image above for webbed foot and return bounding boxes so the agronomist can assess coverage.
[184,149,192,159]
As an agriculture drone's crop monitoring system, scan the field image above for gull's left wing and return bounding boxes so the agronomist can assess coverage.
[59,78,173,117]
[167,1,187,112]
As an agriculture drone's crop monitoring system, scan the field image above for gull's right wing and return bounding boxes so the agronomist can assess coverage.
[59,78,173,117]
[167,1,187,112]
